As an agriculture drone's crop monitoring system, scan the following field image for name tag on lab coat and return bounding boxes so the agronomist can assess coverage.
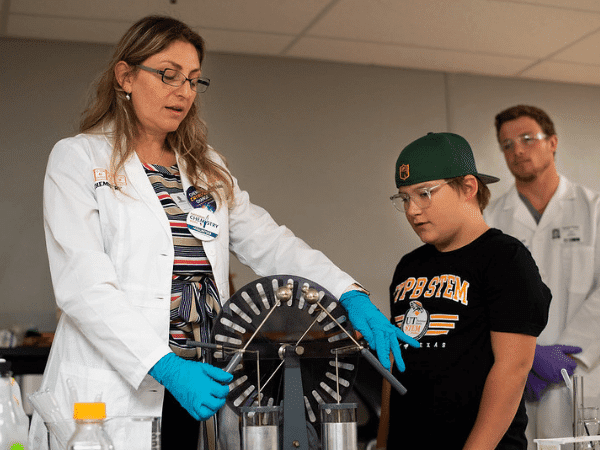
[172,192,193,213]
[552,225,582,242]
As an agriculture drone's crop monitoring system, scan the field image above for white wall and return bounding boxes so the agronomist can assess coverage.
[0,38,113,331]
[2,36,600,332]
[446,73,600,200]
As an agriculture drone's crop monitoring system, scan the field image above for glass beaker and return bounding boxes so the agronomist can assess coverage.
[45,419,76,450]
[104,416,161,450]
[46,416,161,450]
[319,403,357,450]
[576,406,600,450]
[240,405,280,450]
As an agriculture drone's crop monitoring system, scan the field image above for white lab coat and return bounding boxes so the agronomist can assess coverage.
[484,175,600,448]
[29,132,355,448]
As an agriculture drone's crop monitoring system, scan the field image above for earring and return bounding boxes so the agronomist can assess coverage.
[125,93,131,101]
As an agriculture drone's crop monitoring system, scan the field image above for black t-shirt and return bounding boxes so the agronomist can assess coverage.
[388,228,550,450]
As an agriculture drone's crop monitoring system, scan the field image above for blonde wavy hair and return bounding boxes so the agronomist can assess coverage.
[79,15,233,204]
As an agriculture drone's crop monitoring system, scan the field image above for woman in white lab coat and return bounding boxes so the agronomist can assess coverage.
[29,15,416,449]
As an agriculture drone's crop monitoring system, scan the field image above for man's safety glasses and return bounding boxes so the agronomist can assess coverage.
[499,133,547,152]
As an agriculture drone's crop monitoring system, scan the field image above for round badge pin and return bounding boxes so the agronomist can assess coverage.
[186,208,219,241]
[186,187,216,212]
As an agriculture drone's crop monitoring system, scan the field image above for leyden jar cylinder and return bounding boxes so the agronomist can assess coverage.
[319,403,357,450]
[240,405,280,450]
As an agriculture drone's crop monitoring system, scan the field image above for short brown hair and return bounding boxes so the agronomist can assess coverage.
[447,176,491,212]
[494,105,556,140]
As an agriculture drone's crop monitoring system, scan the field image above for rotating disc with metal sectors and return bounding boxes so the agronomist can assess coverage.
[210,275,359,423]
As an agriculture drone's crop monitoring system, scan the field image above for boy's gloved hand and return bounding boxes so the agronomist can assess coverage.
[149,352,233,420]
[339,290,420,372]
[532,344,582,383]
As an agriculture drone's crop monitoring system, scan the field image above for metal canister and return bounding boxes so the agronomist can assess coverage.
[319,403,357,450]
[241,405,281,450]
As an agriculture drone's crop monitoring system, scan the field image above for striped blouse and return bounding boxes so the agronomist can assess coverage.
[142,162,221,361]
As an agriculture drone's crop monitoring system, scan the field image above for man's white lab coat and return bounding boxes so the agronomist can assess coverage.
[485,175,600,447]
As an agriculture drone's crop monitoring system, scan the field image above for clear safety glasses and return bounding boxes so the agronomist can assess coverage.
[499,132,547,152]
[137,64,210,93]
[390,180,451,212]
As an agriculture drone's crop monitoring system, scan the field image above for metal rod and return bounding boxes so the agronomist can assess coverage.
[335,350,340,404]
[185,340,223,350]
[260,314,321,392]
[260,360,284,394]
[224,299,281,373]
[335,350,341,423]
[295,314,321,346]
[256,350,261,409]
[313,301,363,349]
[314,299,408,396]
[241,299,281,353]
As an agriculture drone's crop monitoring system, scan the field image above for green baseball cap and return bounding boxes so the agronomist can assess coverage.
[395,132,499,188]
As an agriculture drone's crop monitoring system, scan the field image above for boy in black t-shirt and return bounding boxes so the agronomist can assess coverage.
[387,132,550,450]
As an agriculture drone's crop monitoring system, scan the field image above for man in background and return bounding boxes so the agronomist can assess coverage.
[484,105,600,447]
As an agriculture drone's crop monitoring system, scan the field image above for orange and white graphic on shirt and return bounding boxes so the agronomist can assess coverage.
[114,174,127,187]
[399,301,429,339]
[93,168,108,182]
[93,168,127,189]
[393,275,470,305]
[394,305,458,339]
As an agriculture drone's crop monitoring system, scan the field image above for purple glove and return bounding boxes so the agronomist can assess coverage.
[524,371,550,402]
[531,344,582,383]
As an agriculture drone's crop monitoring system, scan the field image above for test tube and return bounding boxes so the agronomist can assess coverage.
[574,375,584,438]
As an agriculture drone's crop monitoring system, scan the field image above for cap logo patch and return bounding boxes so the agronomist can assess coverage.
[399,164,410,180]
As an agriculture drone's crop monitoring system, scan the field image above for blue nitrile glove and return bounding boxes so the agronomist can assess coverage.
[524,371,550,402]
[339,290,420,371]
[532,344,582,383]
[149,352,233,421]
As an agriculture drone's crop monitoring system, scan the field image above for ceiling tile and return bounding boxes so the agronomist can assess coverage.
[521,60,600,85]
[147,0,332,34]
[199,29,295,56]
[309,0,600,58]
[5,15,131,44]
[8,0,333,35]
[10,0,152,21]
[551,29,600,65]
[288,37,536,77]
[5,0,600,88]
[514,0,600,12]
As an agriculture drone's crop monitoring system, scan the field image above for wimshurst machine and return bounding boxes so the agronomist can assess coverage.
[189,275,407,450]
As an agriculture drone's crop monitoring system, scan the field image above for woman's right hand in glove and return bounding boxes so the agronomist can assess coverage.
[149,352,233,420]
